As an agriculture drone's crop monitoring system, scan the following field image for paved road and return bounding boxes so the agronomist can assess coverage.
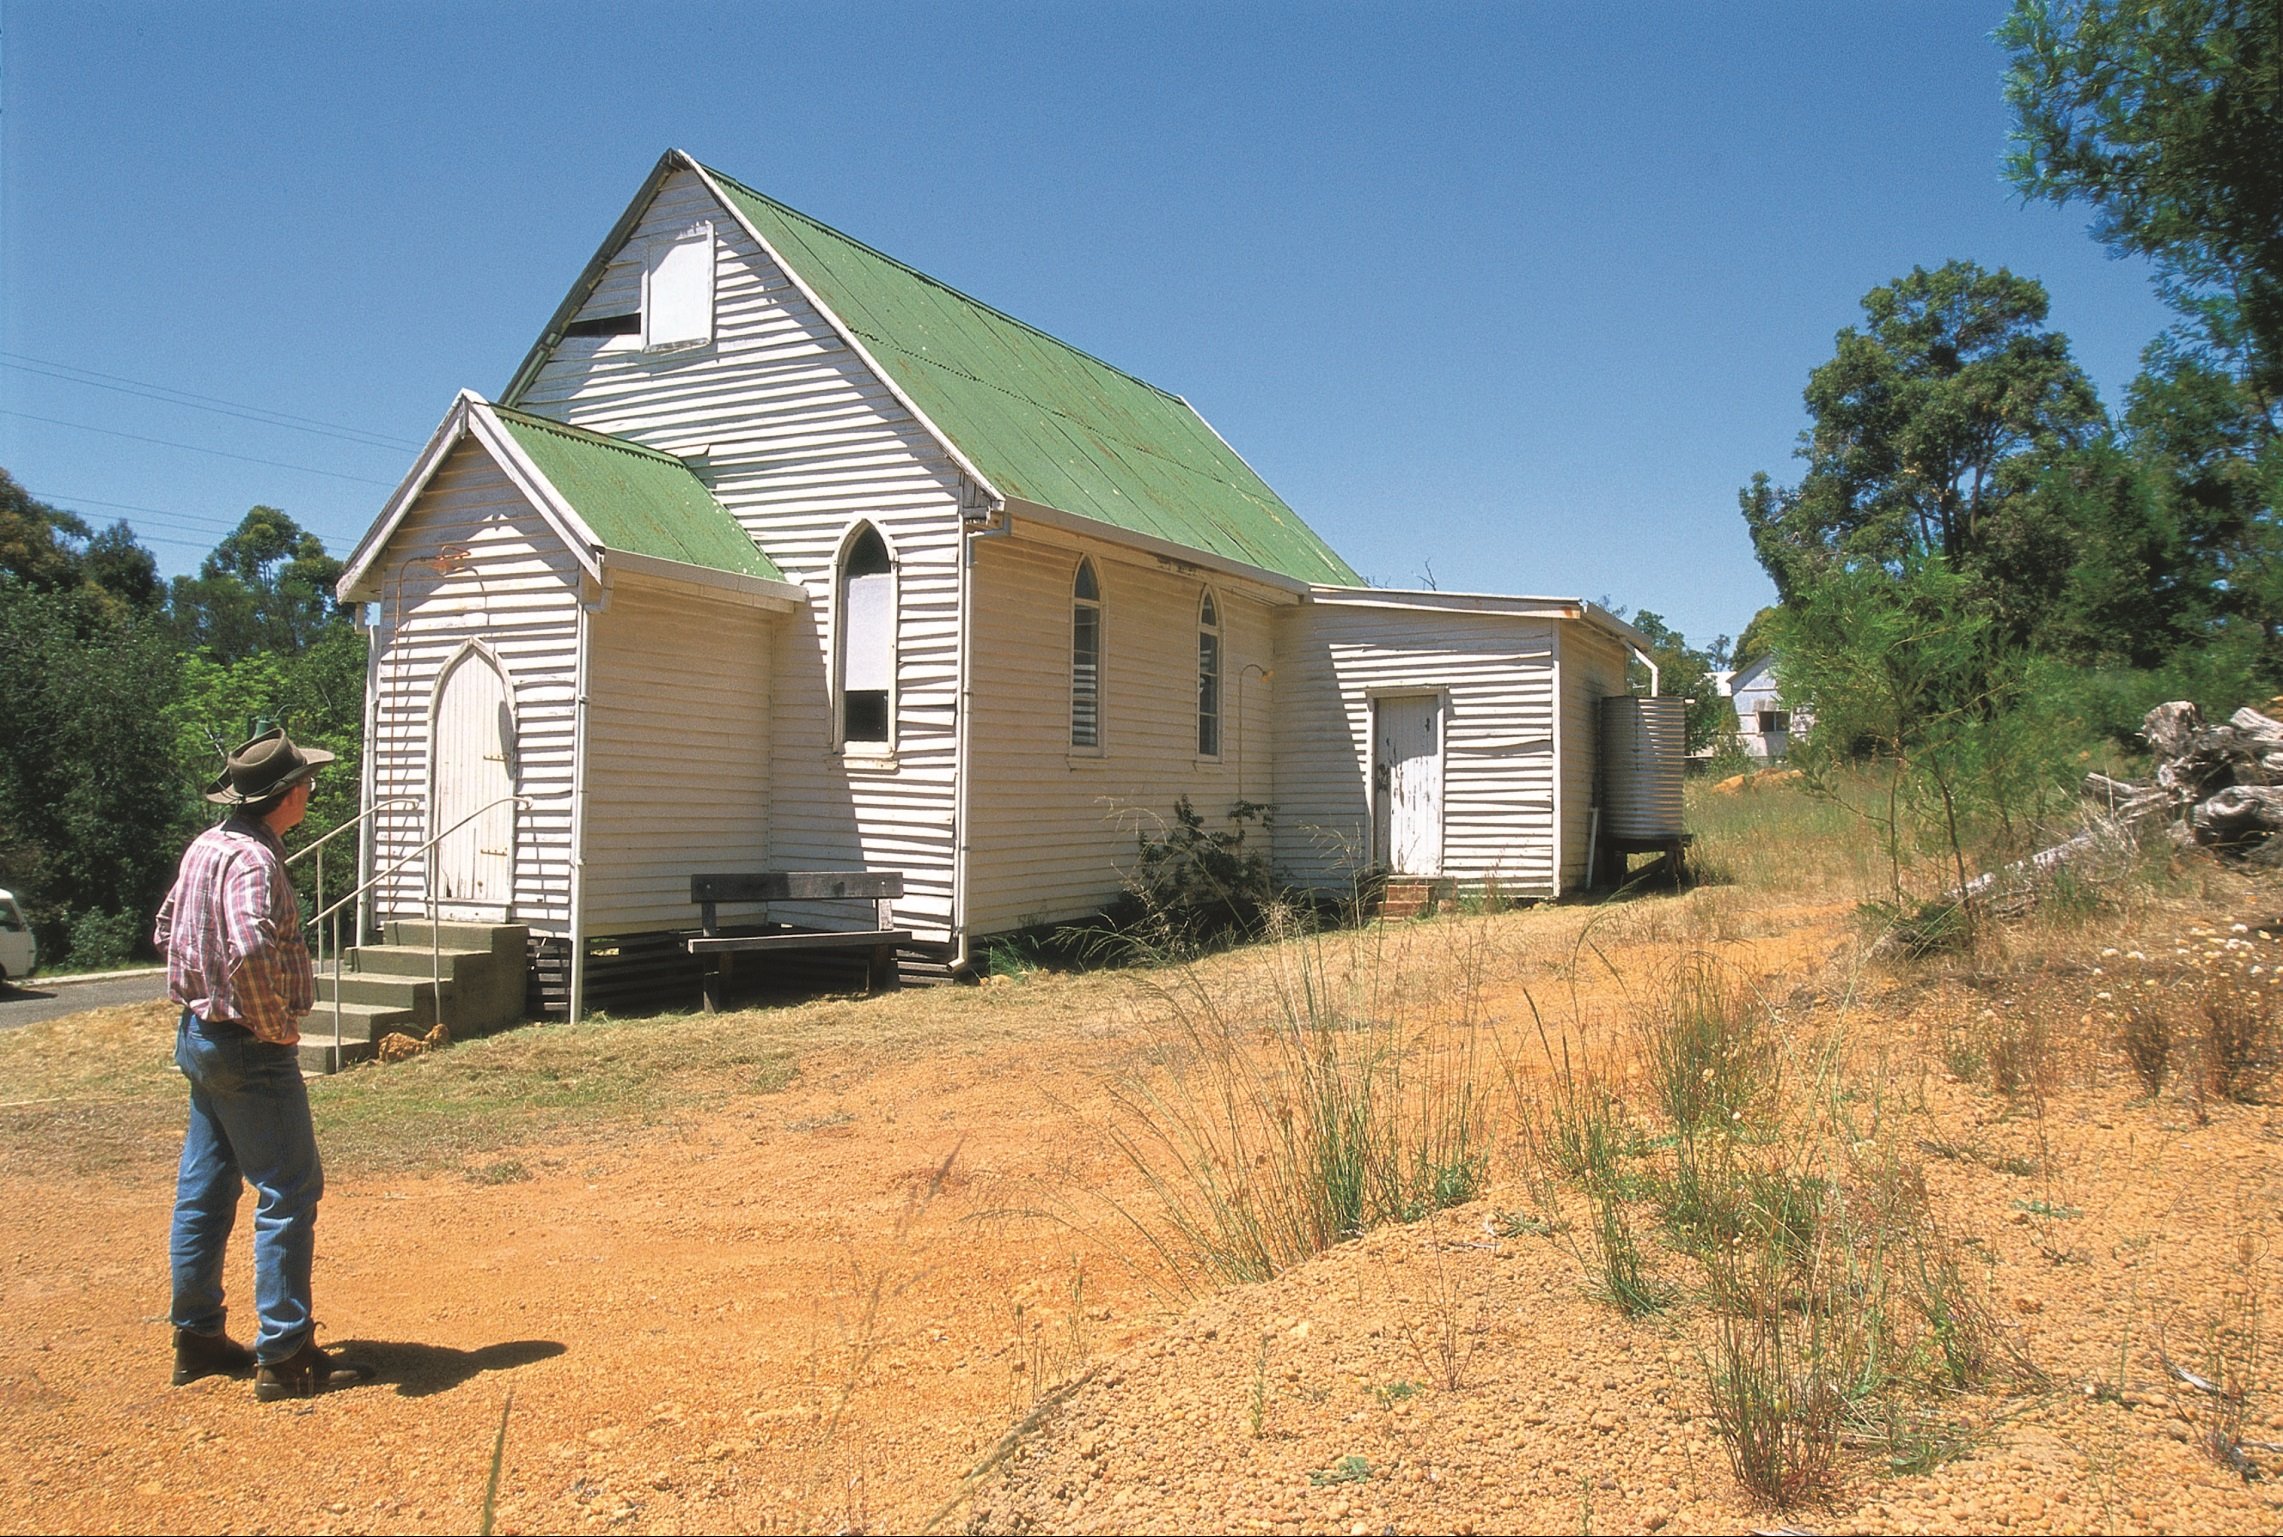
[0,973,168,1029]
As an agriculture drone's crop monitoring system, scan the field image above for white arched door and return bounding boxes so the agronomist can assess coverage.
[430,648,516,920]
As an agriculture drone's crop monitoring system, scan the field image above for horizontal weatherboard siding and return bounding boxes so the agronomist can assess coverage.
[964,530,1282,935]
[366,440,583,934]
[581,580,774,932]
[513,165,962,940]
[1276,603,1561,898]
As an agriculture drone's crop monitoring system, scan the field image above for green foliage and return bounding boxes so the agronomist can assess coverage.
[0,481,366,966]
[1730,605,1780,676]
[0,578,194,964]
[2003,0,2283,403]
[2004,1,2283,679]
[0,470,92,594]
[1778,555,2077,913]
[1741,260,2105,636]
[1109,797,1282,952]
[168,505,346,663]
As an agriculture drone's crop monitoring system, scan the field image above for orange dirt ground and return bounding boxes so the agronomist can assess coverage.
[2,887,2280,1535]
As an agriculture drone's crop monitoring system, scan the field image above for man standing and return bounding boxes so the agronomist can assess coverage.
[156,728,371,1400]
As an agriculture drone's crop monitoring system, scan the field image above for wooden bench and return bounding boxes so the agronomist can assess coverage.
[685,871,911,1009]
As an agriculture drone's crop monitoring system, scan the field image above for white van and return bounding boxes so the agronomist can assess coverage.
[0,889,37,984]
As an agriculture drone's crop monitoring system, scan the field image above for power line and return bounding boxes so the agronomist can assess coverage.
[41,490,361,554]
[42,490,266,533]
[0,352,423,453]
[0,408,398,487]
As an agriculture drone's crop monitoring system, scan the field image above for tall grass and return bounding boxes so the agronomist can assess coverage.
[1514,953,2046,1508]
[1099,907,1496,1290]
[1686,770,1888,900]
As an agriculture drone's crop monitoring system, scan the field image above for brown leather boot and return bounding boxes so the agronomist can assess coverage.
[172,1326,256,1385]
[253,1339,375,1401]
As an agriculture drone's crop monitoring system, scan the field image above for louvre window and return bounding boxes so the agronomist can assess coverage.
[840,525,894,749]
[1197,588,1221,758]
[1071,559,1102,750]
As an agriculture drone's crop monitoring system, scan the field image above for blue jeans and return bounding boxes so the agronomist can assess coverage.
[169,1010,324,1363]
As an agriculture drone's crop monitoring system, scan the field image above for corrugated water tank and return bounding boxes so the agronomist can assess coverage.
[1600,695,1686,839]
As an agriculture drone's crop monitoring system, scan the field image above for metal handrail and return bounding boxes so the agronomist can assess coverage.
[285,794,419,869]
[288,795,419,972]
[302,792,539,1071]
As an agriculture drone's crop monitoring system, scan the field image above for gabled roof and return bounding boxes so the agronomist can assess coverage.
[339,393,799,607]
[507,150,1362,589]
[488,405,783,581]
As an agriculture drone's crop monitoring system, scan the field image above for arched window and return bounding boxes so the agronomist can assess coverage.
[838,524,894,749]
[1071,558,1102,750]
[1197,587,1222,758]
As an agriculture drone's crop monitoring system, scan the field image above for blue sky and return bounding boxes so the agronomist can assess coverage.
[1,1,2172,650]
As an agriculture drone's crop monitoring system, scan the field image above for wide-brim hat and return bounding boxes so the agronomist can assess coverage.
[205,728,335,806]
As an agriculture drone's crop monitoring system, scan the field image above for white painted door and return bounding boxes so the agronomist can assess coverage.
[431,651,516,920]
[1373,695,1444,875]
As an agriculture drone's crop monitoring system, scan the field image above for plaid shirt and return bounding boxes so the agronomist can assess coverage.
[154,815,312,1045]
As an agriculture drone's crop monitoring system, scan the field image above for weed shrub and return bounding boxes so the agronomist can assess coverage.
[2090,926,2279,1107]
[1521,956,2045,1508]
[1646,959,1772,1134]
[1704,1293,1843,1506]
[1103,914,1494,1289]
[1108,798,1282,952]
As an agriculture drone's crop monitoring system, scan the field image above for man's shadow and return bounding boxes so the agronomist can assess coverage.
[339,1338,567,1398]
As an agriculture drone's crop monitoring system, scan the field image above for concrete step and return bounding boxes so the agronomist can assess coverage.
[296,1000,416,1074]
[348,943,489,979]
[385,920,527,960]
[298,1038,377,1075]
[314,970,440,1024]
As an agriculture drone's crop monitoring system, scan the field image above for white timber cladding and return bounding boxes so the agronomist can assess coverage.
[512,164,963,940]
[1274,603,1561,897]
[367,440,583,933]
[581,577,773,931]
[1560,625,1630,889]
[964,529,1281,936]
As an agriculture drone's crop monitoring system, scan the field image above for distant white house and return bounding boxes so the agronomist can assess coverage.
[1718,654,1803,760]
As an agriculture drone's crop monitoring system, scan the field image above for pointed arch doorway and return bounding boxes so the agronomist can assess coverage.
[430,643,518,920]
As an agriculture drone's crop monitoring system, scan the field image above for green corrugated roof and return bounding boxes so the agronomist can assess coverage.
[493,406,785,582]
[703,166,1362,587]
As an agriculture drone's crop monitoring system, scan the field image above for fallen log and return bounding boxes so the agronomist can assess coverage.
[1955,700,2277,911]
[2192,783,2283,843]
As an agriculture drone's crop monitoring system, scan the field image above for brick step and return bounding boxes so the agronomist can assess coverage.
[1375,877,1449,921]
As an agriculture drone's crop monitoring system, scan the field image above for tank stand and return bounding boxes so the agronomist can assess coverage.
[1595,833,1693,891]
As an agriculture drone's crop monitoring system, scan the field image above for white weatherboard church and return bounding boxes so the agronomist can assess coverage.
[339,149,1654,1019]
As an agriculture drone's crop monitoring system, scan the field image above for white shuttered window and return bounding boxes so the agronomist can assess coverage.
[644,225,715,351]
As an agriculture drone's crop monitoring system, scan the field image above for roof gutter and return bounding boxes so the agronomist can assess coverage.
[1003,497,1311,601]
[599,549,809,610]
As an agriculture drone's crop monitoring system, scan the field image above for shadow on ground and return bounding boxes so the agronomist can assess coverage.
[339,1338,567,1398]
